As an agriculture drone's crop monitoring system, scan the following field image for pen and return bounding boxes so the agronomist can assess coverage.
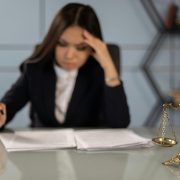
[0,109,4,115]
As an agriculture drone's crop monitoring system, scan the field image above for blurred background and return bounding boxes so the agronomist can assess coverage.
[0,0,179,128]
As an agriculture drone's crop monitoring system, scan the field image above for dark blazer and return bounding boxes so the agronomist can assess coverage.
[1,58,130,128]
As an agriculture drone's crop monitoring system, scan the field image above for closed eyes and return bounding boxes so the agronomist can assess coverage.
[57,40,90,51]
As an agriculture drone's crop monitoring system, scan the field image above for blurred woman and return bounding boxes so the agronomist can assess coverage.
[0,3,130,129]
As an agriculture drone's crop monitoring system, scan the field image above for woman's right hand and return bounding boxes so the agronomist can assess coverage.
[0,103,6,128]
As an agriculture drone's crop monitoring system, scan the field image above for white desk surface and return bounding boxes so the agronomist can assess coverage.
[0,127,180,180]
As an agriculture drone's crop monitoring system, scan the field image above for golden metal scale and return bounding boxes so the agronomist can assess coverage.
[152,103,180,166]
[162,152,180,166]
[152,103,180,147]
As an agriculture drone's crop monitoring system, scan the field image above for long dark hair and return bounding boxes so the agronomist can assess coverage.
[24,3,103,67]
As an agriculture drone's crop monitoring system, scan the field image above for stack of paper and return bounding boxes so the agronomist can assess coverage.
[0,129,153,152]
[74,129,153,151]
[0,129,76,152]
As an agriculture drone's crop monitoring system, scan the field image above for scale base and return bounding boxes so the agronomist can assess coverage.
[152,137,177,147]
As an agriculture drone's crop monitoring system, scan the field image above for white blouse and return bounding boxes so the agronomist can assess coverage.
[54,64,78,124]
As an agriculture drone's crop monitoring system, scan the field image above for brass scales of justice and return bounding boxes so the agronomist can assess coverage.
[151,103,180,166]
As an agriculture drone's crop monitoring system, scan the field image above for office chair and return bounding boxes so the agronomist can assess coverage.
[107,43,121,75]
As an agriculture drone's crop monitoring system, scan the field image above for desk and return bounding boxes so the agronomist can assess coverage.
[0,128,180,180]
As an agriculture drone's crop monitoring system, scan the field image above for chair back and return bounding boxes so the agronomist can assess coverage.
[107,43,121,75]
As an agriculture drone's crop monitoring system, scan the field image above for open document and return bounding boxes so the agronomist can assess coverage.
[0,129,153,152]
[74,129,153,151]
[0,129,76,152]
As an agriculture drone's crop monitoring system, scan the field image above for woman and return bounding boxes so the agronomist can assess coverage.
[0,3,130,128]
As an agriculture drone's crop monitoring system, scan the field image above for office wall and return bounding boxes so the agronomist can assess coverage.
[0,0,179,128]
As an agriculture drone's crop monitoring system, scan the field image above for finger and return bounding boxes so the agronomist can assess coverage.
[82,30,94,40]
[83,30,99,49]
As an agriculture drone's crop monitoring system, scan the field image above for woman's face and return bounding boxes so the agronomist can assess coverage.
[55,25,91,71]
